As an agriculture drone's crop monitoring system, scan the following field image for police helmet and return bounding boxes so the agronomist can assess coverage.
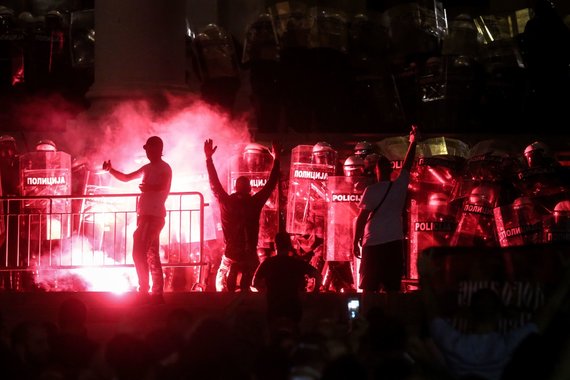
[312,142,336,165]
[524,141,548,157]
[354,141,374,157]
[343,155,365,177]
[35,139,57,151]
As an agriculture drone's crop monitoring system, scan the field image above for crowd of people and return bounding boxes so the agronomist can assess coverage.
[1,246,569,380]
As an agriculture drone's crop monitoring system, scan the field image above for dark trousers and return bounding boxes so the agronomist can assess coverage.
[226,256,259,292]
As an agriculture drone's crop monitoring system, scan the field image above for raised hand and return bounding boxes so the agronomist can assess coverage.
[270,141,282,161]
[410,124,420,143]
[204,139,217,159]
[102,160,112,172]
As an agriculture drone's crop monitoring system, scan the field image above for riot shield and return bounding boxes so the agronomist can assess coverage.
[376,135,412,181]
[69,9,94,69]
[271,1,311,48]
[408,137,468,278]
[326,175,371,261]
[494,197,546,247]
[475,11,527,73]
[326,175,373,286]
[382,1,446,58]
[229,143,277,254]
[194,24,240,81]
[451,141,522,206]
[448,143,523,249]
[286,145,336,237]
[19,150,72,241]
[450,180,500,247]
[515,165,570,205]
[308,7,348,52]
[442,14,480,57]
[242,13,279,64]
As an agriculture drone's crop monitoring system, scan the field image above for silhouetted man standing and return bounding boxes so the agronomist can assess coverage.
[204,138,280,292]
[253,231,321,324]
[103,136,172,304]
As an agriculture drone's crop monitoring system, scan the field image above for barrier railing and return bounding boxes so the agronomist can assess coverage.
[0,192,207,288]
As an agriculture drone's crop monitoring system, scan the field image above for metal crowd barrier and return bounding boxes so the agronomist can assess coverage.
[0,192,207,289]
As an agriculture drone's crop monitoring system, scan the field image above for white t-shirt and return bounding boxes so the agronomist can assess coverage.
[138,160,172,218]
[429,318,538,380]
[357,169,410,246]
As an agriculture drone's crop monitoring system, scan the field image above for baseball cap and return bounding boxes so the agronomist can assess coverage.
[143,136,163,151]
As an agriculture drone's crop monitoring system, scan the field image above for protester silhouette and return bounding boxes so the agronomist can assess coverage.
[204,138,280,292]
[103,136,172,304]
[417,249,570,380]
[253,231,321,325]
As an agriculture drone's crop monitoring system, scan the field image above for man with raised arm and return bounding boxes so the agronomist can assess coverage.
[204,138,280,292]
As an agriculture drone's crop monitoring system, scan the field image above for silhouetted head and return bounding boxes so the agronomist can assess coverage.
[235,176,251,195]
[144,136,163,160]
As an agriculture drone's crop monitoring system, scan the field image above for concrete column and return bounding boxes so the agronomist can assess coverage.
[86,0,188,110]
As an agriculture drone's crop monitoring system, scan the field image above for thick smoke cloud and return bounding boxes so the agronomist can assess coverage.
[9,93,256,291]
[66,93,254,193]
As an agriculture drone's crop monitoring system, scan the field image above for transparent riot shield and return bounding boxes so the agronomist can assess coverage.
[377,135,410,181]
[326,176,372,285]
[0,171,5,246]
[271,1,311,48]
[194,24,240,81]
[408,163,465,279]
[515,165,570,204]
[451,146,522,204]
[229,143,277,254]
[69,9,94,69]
[242,13,279,64]
[308,7,348,52]
[382,1,446,58]
[475,12,527,73]
[408,137,469,278]
[286,145,337,237]
[450,180,500,247]
[493,197,545,247]
[19,151,72,241]
[449,145,523,249]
